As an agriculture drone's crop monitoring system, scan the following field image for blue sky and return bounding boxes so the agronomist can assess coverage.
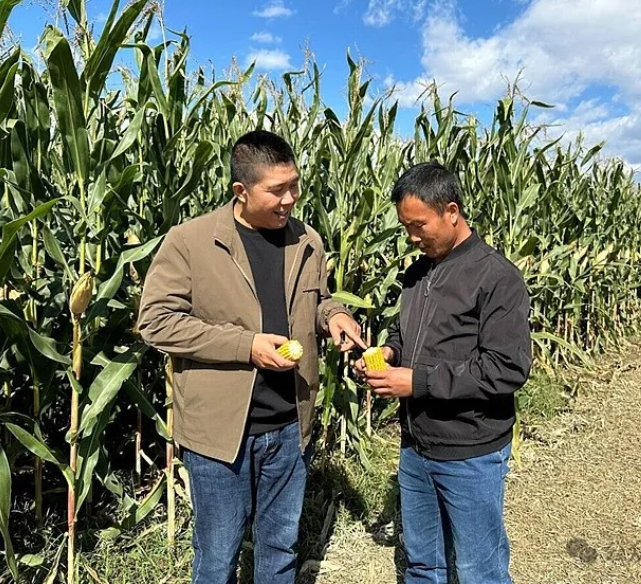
[5,0,641,171]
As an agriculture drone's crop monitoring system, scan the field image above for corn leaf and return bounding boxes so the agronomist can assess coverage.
[43,27,90,183]
[0,445,18,582]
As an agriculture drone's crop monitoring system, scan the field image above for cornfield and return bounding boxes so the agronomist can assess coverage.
[1,0,640,582]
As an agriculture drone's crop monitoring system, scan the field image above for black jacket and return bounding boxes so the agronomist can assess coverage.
[385,232,531,460]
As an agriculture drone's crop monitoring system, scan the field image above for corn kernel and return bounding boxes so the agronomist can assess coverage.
[277,340,304,362]
[363,347,387,371]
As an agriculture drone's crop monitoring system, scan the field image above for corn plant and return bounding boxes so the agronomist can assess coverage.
[0,0,640,580]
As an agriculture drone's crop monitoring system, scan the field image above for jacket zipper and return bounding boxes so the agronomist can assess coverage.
[410,268,436,366]
[406,264,437,442]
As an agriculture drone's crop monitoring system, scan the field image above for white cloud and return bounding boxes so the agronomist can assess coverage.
[408,0,641,104]
[334,0,354,14]
[252,1,294,18]
[389,0,641,165]
[250,31,282,43]
[384,75,435,107]
[534,101,641,171]
[245,49,292,70]
[363,0,427,26]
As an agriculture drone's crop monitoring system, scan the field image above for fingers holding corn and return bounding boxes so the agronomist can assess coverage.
[250,334,301,371]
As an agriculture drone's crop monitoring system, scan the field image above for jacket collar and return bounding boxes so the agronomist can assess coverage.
[439,231,480,264]
[212,199,308,250]
[211,199,312,308]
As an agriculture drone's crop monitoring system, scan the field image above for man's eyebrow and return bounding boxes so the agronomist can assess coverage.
[268,177,299,188]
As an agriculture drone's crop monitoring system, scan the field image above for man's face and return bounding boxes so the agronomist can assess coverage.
[234,162,300,230]
[397,195,459,261]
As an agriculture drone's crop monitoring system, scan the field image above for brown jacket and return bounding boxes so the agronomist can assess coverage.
[138,201,347,462]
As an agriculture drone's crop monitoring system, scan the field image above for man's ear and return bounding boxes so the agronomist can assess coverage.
[233,182,247,203]
[447,202,460,224]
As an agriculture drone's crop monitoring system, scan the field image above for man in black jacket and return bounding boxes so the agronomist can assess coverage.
[360,162,531,584]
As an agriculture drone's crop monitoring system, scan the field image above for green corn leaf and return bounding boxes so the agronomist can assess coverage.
[0,445,18,581]
[120,474,166,530]
[108,106,146,161]
[160,140,215,231]
[531,332,592,367]
[0,0,22,40]
[122,378,170,440]
[0,199,59,284]
[0,53,19,124]
[19,554,45,567]
[95,236,162,302]
[43,26,90,183]
[63,0,86,25]
[0,304,71,365]
[82,0,148,101]
[5,423,74,485]
[87,171,108,217]
[332,291,373,309]
[79,343,147,437]
[43,224,74,279]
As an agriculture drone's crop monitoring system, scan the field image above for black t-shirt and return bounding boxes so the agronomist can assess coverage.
[235,220,297,435]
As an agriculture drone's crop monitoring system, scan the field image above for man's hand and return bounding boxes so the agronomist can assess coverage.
[364,367,413,398]
[328,313,367,352]
[251,334,297,371]
[354,346,395,376]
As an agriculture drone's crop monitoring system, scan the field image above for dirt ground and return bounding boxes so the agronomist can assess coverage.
[300,347,641,584]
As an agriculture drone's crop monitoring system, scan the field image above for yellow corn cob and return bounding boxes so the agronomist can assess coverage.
[277,340,304,362]
[69,272,94,316]
[363,347,387,371]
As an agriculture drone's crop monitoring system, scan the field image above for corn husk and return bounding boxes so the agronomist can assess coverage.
[70,272,93,316]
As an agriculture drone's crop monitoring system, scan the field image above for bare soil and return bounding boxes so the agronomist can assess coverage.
[300,347,641,584]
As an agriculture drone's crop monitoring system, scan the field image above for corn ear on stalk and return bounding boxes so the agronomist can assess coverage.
[363,347,387,371]
[277,340,304,361]
[70,272,94,316]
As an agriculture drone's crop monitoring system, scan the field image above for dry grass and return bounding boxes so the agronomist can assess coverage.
[506,346,641,584]
[303,345,641,584]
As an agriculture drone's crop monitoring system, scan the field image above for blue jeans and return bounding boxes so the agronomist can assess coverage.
[183,422,308,584]
[399,441,512,584]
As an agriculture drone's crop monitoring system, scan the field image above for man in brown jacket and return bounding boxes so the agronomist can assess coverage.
[138,130,364,584]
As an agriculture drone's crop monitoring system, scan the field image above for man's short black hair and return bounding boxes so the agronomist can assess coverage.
[231,130,296,186]
[391,162,465,218]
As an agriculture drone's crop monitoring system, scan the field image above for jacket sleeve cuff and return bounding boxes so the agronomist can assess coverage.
[412,368,430,399]
[236,331,255,364]
[318,301,350,334]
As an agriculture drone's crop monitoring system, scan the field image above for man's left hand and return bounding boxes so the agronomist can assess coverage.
[328,313,367,352]
[364,367,414,398]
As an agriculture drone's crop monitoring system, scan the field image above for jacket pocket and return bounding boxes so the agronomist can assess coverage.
[410,398,481,445]
[299,270,320,293]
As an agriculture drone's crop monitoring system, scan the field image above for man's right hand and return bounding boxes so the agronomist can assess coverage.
[353,346,395,377]
[251,334,298,371]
